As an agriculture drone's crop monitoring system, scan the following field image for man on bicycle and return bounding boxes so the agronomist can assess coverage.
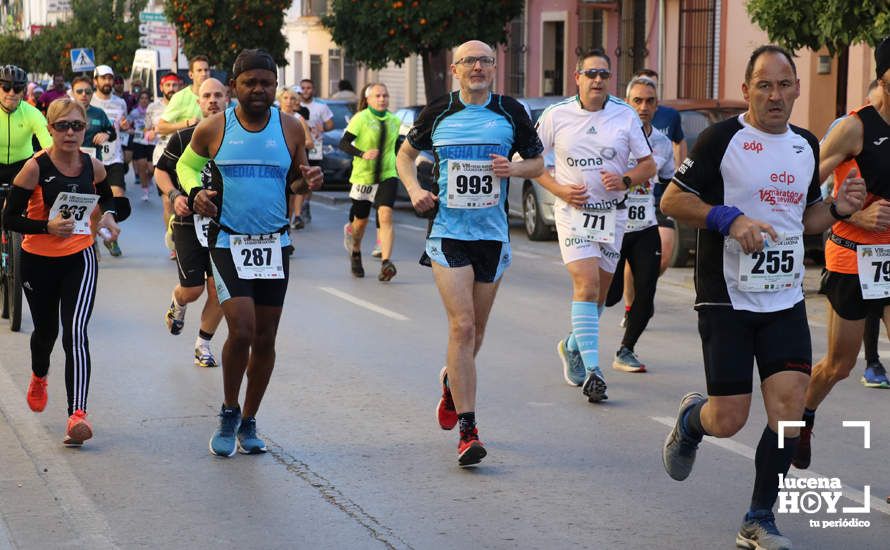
[0,65,52,188]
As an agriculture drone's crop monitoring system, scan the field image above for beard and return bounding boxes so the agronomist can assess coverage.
[99,84,113,95]
[164,91,176,101]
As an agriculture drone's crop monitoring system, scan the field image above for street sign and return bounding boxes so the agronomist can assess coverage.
[70,48,96,72]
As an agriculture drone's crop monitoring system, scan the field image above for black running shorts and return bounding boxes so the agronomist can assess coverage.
[209,245,292,307]
[172,219,211,287]
[104,162,126,189]
[821,270,890,321]
[698,301,812,396]
[424,238,511,283]
[373,177,399,209]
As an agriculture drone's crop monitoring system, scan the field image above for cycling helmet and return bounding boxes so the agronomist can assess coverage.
[0,65,27,85]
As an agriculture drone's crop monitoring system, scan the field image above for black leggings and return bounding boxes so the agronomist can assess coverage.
[21,246,98,415]
[606,225,661,350]
[864,309,882,363]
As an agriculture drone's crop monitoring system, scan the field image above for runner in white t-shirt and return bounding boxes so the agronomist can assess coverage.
[298,79,334,226]
[535,49,655,403]
[603,76,675,373]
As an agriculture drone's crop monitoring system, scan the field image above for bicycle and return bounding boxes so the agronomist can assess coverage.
[0,182,23,331]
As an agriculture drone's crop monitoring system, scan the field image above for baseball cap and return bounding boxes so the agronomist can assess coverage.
[94,65,114,77]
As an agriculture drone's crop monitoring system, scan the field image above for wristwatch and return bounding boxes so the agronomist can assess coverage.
[622,175,632,189]
[829,202,852,220]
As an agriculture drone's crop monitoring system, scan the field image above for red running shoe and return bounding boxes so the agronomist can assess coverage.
[27,374,47,412]
[458,427,486,467]
[437,366,457,430]
[64,410,93,446]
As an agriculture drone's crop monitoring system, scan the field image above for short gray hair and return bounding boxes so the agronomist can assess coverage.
[625,76,657,98]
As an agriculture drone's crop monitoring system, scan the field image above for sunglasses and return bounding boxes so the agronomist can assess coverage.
[578,68,612,80]
[73,88,93,95]
[455,56,496,68]
[51,120,86,132]
[0,82,25,94]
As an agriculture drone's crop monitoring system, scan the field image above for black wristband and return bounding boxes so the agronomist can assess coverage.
[829,202,852,221]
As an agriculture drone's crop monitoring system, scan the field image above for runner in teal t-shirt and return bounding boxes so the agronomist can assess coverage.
[338,83,400,281]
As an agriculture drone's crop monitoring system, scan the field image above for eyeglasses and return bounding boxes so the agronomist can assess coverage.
[578,68,612,80]
[455,56,496,68]
[0,82,25,94]
[51,120,86,132]
[73,88,93,95]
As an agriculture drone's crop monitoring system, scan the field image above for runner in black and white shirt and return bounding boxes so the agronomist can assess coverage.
[659,46,865,550]
[605,76,675,373]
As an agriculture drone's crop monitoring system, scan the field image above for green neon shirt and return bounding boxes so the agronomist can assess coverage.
[0,101,52,164]
[160,86,201,124]
[345,108,400,185]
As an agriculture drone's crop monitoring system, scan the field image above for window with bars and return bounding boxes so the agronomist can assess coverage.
[577,5,605,55]
[678,0,717,99]
[503,15,526,96]
[302,0,328,17]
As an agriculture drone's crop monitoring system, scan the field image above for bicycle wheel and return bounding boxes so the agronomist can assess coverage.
[8,231,22,332]
[0,231,9,320]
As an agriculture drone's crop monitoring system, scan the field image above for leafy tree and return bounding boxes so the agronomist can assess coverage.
[164,0,290,72]
[323,0,525,100]
[747,0,890,115]
[0,34,28,70]
[24,0,147,77]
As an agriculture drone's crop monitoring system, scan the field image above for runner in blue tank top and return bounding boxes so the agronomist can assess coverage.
[397,40,544,467]
[176,49,323,457]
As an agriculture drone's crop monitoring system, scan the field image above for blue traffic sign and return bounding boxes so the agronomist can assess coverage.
[70,48,96,72]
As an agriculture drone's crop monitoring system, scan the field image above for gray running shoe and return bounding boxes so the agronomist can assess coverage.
[612,346,647,373]
[371,242,382,259]
[662,392,705,481]
[736,511,793,550]
[209,404,241,457]
[165,299,187,335]
[557,338,585,386]
[581,368,608,403]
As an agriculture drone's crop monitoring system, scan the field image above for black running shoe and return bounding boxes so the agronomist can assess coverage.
[351,252,364,278]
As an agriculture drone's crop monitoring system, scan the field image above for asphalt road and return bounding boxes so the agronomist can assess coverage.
[0,189,887,549]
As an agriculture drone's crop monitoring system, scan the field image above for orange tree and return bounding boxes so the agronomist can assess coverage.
[164,0,290,72]
[29,0,147,77]
[322,0,524,100]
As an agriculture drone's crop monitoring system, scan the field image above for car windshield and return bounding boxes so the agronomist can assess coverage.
[325,102,355,130]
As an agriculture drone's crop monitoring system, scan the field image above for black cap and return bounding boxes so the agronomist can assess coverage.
[231,49,276,79]
[876,36,890,79]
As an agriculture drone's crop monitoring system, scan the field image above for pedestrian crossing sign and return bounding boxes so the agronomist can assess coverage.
[70,48,96,72]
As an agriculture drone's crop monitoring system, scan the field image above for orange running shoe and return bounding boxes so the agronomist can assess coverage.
[436,366,458,430]
[27,374,47,412]
[458,427,486,467]
[64,410,93,446]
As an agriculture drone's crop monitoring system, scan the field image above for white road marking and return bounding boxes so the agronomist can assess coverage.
[396,223,425,232]
[0,361,116,548]
[319,287,410,321]
[651,416,890,516]
[0,515,13,550]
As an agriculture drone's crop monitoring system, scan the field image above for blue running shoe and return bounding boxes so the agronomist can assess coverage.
[237,417,268,454]
[861,361,890,388]
[662,392,705,481]
[209,404,241,457]
[557,337,586,386]
[736,510,792,550]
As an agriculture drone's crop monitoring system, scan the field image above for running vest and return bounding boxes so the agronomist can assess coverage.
[23,151,95,257]
[825,105,890,274]
[210,106,293,248]
[406,91,542,242]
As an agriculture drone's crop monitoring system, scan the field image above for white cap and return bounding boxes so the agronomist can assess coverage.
[94,65,114,77]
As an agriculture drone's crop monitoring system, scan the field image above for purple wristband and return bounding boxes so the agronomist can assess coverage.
[706,205,744,236]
